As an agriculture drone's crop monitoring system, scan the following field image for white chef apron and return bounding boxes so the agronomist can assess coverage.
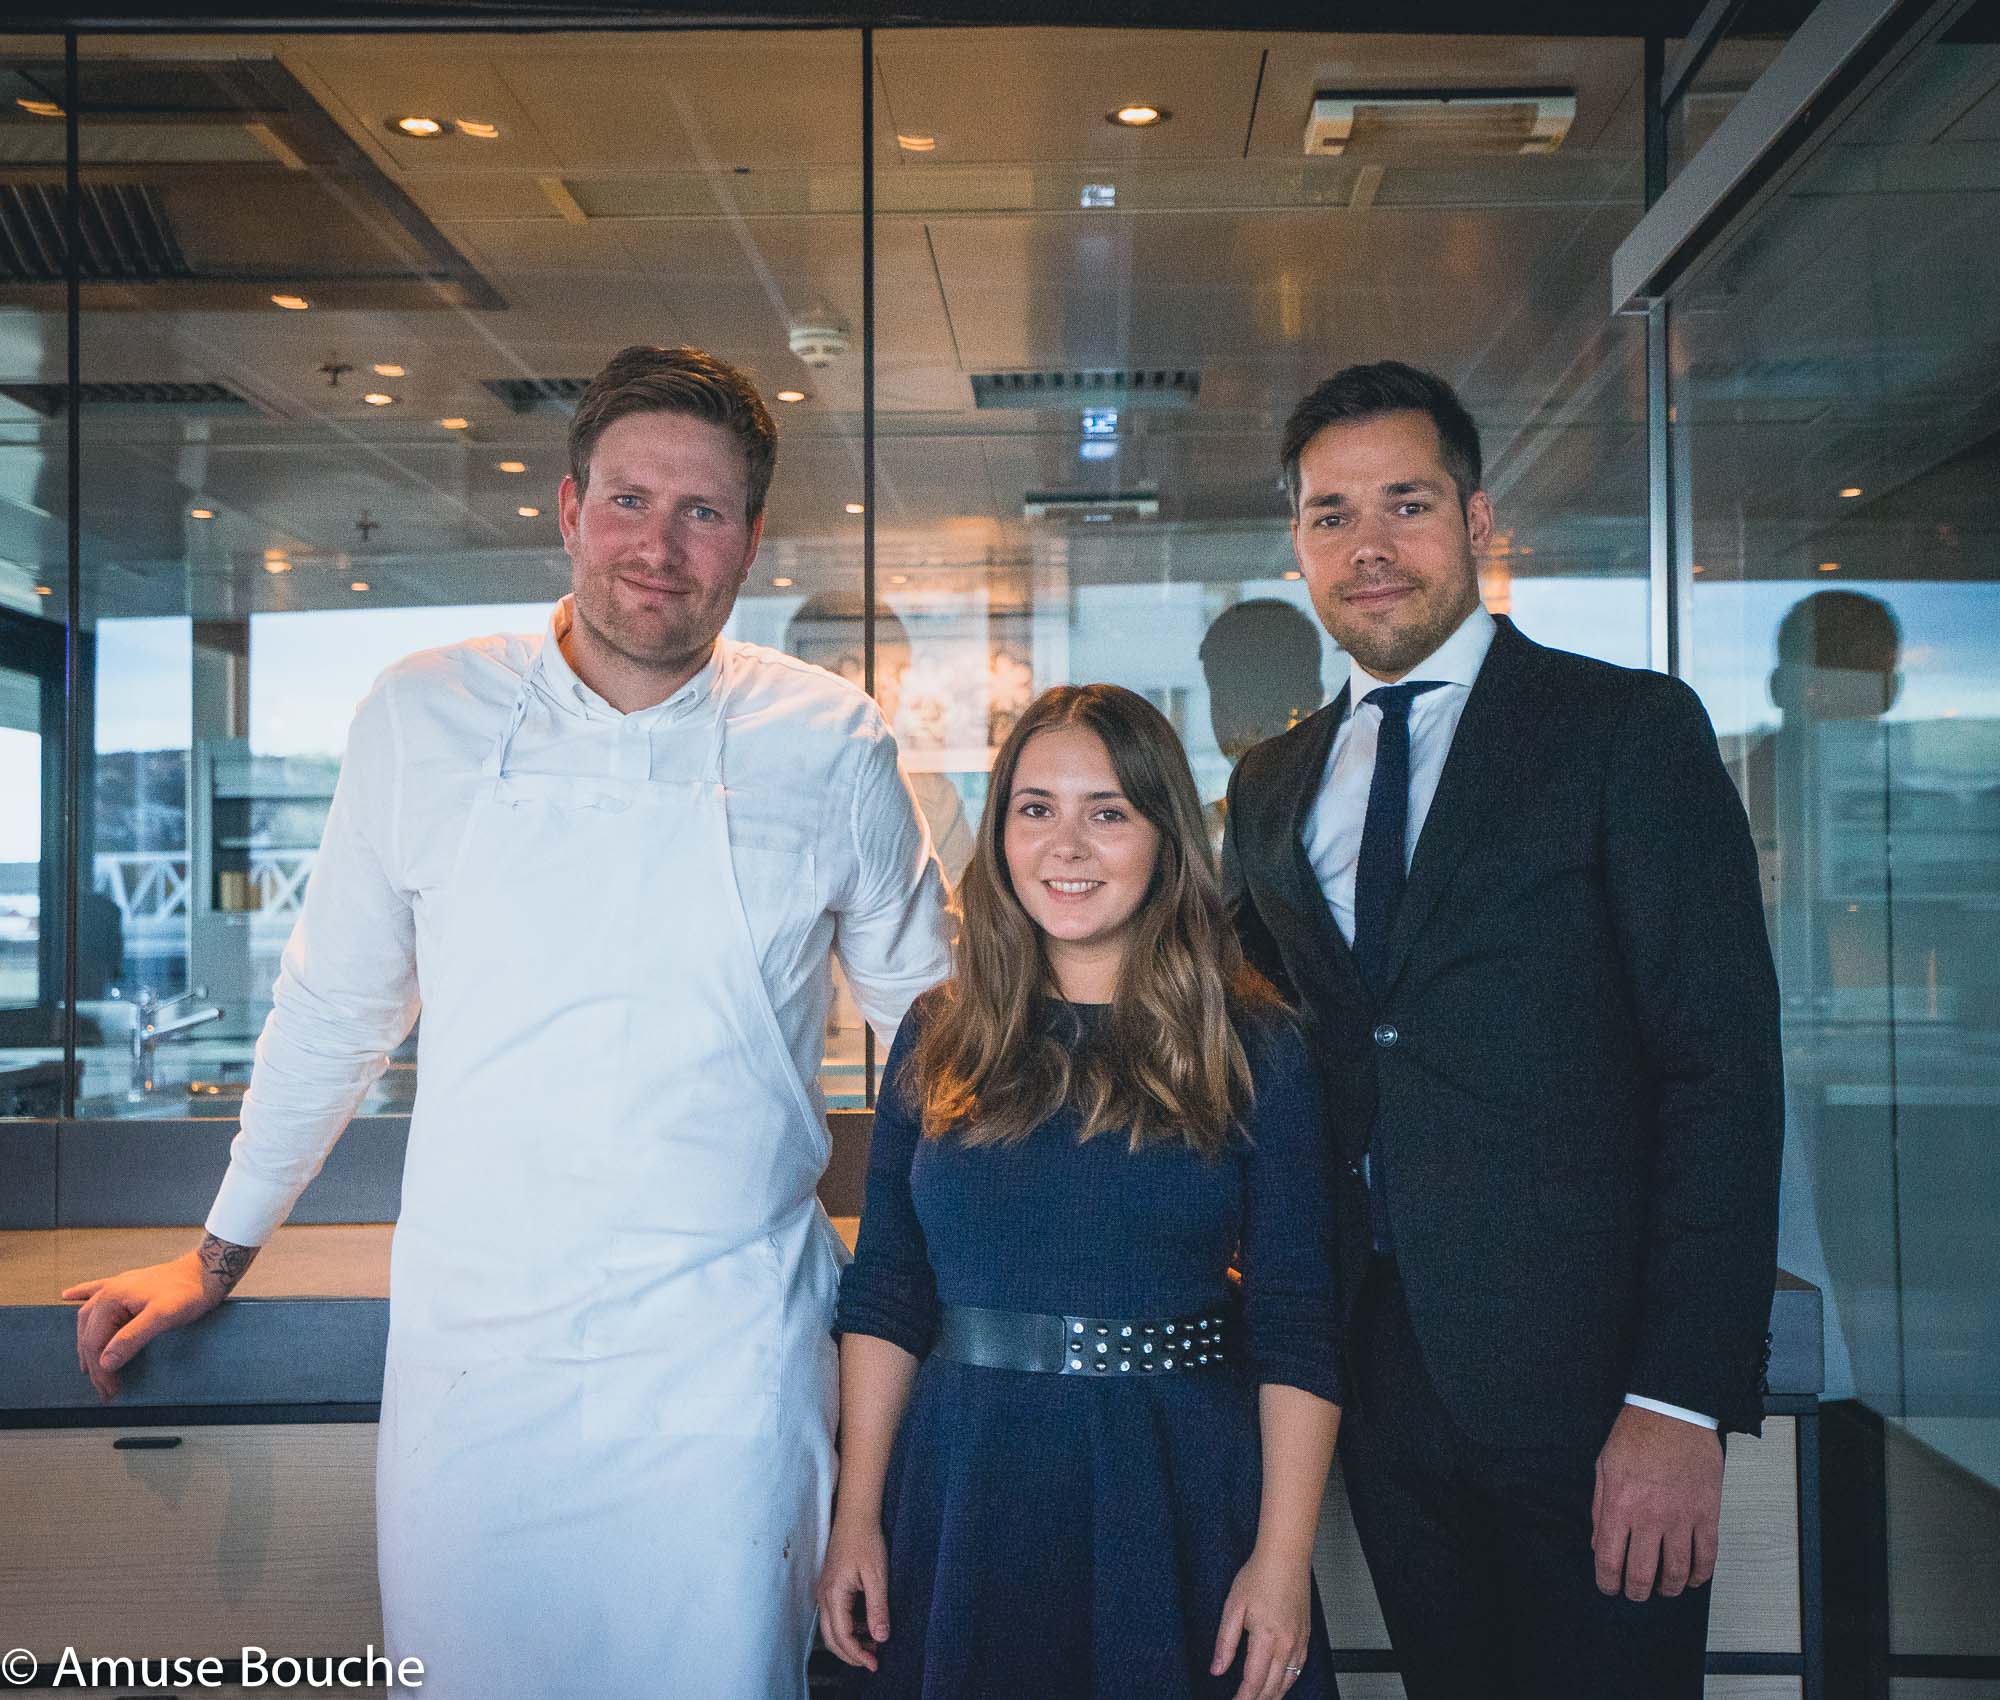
[375,657,841,1699]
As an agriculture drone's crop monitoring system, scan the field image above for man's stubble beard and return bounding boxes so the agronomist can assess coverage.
[575,570,737,679]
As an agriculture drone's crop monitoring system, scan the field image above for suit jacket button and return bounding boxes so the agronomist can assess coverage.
[1373,1023,1399,1047]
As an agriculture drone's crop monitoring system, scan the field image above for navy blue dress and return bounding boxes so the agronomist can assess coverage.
[835,997,1343,1700]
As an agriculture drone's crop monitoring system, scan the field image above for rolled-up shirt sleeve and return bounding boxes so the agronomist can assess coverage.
[205,671,421,1247]
[834,1010,939,1357]
[832,719,953,1046]
[1237,1017,1345,1405]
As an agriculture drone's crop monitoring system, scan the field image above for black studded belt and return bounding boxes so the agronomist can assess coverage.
[932,1303,1233,1377]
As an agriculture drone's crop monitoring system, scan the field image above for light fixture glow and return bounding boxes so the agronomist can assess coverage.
[1819,561,1841,572]
[363,392,395,407]
[456,119,501,139]
[771,576,795,588]
[775,390,807,404]
[1282,570,1303,581]
[497,460,527,474]
[1080,440,1117,462]
[33,583,53,596]
[372,363,407,377]
[517,505,542,518]
[440,417,470,430]
[263,548,289,561]
[17,99,62,118]
[1081,408,1118,437]
[189,507,215,520]
[350,580,371,592]
[844,502,865,515]
[1109,105,1168,127]
[890,574,909,586]
[896,133,937,153]
[1080,183,1117,208]
[1839,486,1863,499]
[271,294,311,311]
[264,559,292,576]
[394,116,444,138]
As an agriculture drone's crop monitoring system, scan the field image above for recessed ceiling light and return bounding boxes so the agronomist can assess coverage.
[890,574,909,585]
[17,99,63,118]
[896,133,937,153]
[844,502,865,515]
[1692,563,1706,576]
[1819,561,1841,572]
[264,559,293,575]
[271,294,310,311]
[1282,570,1303,581]
[189,507,214,520]
[263,547,288,561]
[1109,105,1168,127]
[392,116,444,138]
[440,417,469,430]
[771,576,795,588]
[497,460,527,474]
[350,580,372,592]
[456,119,501,140]
[775,390,807,404]
[33,583,53,595]
[1839,486,1863,498]
[363,392,395,407]
[517,505,541,518]
[372,363,406,378]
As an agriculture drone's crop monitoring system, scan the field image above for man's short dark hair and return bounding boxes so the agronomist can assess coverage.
[568,344,777,522]
[1281,360,1483,515]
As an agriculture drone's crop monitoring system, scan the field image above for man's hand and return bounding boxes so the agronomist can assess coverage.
[62,1234,256,1400]
[1591,1403,1724,1601]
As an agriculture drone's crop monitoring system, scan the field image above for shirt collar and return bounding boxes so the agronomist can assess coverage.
[535,594,725,720]
[1342,601,1497,702]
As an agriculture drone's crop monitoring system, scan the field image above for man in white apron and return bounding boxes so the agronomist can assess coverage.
[66,344,954,1698]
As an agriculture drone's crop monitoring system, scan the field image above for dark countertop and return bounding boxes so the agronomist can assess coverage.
[0,1227,1819,1418]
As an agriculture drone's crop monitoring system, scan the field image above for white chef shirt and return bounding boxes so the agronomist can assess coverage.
[1302,602,1715,1434]
[206,596,952,1248]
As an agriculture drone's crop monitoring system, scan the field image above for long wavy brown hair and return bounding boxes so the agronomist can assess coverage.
[911,684,1283,1156]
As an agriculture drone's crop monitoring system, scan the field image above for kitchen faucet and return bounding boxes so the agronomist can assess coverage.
[128,986,224,1099]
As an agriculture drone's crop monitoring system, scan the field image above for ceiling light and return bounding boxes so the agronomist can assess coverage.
[772,576,795,588]
[263,547,288,561]
[1692,563,1706,576]
[271,294,310,311]
[497,460,527,474]
[1839,486,1863,498]
[189,507,214,520]
[775,390,807,404]
[844,502,865,515]
[350,580,371,592]
[1080,183,1116,208]
[17,99,62,118]
[393,116,444,138]
[362,393,395,407]
[372,363,406,378]
[440,417,469,430]
[33,583,53,595]
[1282,570,1303,581]
[264,559,292,575]
[890,574,909,586]
[456,119,501,140]
[1819,561,1841,572]
[896,133,936,153]
[1109,105,1168,128]
[517,506,542,518]
[1080,441,1117,462]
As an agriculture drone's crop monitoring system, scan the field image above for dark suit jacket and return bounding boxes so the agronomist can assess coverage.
[1221,617,1783,1444]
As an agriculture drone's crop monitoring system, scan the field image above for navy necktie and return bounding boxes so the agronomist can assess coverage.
[1351,680,1446,999]
[1352,680,1446,1253]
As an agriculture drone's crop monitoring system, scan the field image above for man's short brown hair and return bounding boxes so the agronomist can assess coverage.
[568,344,777,521]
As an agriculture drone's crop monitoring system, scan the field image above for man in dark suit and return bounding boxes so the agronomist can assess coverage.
[1221,362,1783,1699]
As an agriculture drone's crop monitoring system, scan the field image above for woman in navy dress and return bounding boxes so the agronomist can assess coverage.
[818,684,1343,1700]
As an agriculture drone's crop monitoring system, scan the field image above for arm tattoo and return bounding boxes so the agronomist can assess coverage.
[196,1232,259,1294]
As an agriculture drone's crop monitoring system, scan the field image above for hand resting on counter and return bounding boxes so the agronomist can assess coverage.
[63,1232,260,1400]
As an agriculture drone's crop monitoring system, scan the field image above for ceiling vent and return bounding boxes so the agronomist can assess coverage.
[0,380,255,417]
[482,376,590,414]
[973,369,1199,411]
[1304,89,1577,157]
[1023,490,1161,522]
[0,184,192,284]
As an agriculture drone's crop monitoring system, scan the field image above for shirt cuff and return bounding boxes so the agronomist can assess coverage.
[1625,1393,1719,1430]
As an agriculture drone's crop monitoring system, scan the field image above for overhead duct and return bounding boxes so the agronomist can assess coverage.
[1304,89,1577,157]
[1023,490,1161,522]
[973,368,1199,411]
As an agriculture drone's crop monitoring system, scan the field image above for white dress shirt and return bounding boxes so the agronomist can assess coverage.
[1301,602,1715,1434]
[207,596,952,1247]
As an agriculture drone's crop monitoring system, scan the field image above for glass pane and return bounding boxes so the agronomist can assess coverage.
[75,30,862,1115]
[1673,0,2000,1567]
[0,33,72,1118]
[870,26,1650,857]
[1664,0,1816,184]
